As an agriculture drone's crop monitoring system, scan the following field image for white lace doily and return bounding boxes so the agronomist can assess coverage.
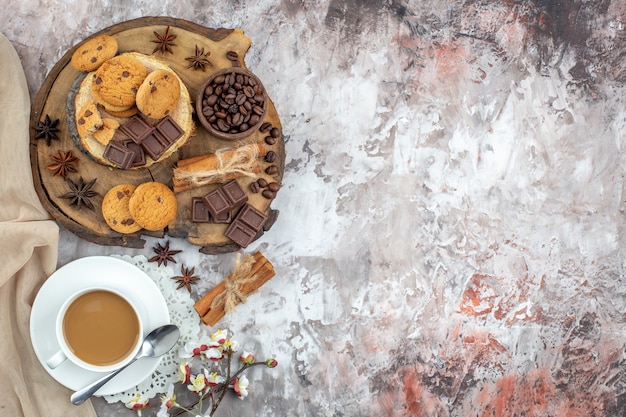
[103,255,200,404]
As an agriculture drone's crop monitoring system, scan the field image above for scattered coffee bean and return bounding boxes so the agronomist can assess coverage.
[268,182,280,192]
[265,151,276,163]
[226,50,239,61]
[262,189,275,199]
[257,178,268,188]
[265,165,278,175]
[264,135,276,145]
[270,127,280,138]
[260,122,272,133]
[249,182,260,193]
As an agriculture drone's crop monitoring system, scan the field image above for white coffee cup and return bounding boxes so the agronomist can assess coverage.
[46,287,143,373]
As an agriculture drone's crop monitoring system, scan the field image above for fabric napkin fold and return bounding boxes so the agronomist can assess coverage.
[0,33,96,417]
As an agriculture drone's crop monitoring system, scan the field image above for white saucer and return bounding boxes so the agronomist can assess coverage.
[30,256,170,396]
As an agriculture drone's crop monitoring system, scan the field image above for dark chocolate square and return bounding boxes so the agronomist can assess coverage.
[141,132,168,161]
[236,204,268,229]
[121,139,146,167]
[202,189,231,217]
[224,221,256,248]
[191,197,212,223]
[222,180,248,209]
[120,115,153,144]
[212,210,232,224]
[156,115,184,145]
[103,141,134,169]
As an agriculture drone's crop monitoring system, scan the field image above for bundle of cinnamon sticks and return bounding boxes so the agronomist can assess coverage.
[173,141,267,192]
[194,251,275,326]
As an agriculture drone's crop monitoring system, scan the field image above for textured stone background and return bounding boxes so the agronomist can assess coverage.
[2,0,626,416]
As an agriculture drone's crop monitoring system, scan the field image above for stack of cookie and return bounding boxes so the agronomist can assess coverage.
[70,35,194,169]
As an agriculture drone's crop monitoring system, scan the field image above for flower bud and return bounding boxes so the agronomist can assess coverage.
[240,351,255,364]
[266,358,278,368]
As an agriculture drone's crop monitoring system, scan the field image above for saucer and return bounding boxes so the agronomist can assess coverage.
[30,256,170,396]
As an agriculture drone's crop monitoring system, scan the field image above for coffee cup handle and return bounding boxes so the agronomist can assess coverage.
[46,350,67,369]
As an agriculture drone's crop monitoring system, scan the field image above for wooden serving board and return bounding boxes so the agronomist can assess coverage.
[30,17,284,254]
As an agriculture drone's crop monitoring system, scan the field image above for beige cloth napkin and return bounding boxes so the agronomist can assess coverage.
[0,33,97,417]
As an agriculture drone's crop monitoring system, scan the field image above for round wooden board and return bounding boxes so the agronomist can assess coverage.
[30,17,284,254]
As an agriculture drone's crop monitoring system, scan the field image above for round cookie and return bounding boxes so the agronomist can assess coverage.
[128,182,177,231]
[101,184,142,234]
[70,35,118,72]
[92,54,148,108]
[136,69,181,119]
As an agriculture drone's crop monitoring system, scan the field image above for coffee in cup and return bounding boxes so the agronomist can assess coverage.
[46,288,143,372]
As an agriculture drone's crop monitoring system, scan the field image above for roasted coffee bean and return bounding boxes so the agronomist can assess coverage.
[204,85,213,95]
[232,113,244,126]
[249,181,260,193]
[236,93,247,105]
[265,151,277,163]
[265,165,278,175]
[217,119,229,132]
[268,182,280,192]
[260,122,272,133]
[270,127,280,138]
[215,111,227,119]
[264,136,276,145]
[257,178,268,188]
[214,74,225,84]
[207,95,218,106]
[243,86,255,98]
[226,50,239,61]
[262,189,275,199]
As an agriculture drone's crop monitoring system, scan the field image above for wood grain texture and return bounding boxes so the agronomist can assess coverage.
[30,17,284,253]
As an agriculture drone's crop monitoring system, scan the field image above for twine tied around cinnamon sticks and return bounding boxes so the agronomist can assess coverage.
[194,251,276,326]
[173,142,265,192]
[211,253,256,314]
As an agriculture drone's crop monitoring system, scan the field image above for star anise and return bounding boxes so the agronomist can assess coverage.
[185,45,212,71]
[59,176,98,210]
[47,150,79,177]
[148,240,182,267]
[172,264,201,293]
[151,26,177,54]
[34,114,60,146]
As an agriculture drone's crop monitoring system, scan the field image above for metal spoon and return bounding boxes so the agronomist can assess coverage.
[70,324,180,405]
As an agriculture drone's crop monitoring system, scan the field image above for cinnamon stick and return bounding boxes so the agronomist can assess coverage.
[194,251,275,326]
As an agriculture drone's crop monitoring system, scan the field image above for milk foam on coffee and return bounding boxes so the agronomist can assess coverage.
[62,290,140,366]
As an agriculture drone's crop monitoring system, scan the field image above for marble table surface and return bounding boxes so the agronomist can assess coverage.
[3,0,626,416]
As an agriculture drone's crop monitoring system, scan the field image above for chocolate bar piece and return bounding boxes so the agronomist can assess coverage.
[237,203,268,229]
[121,139,146,168]
[156,115,184,146]
[141,131,168,161]
[224,203,268,248]
[192,197,233,223]
[120,114,153,143]
[224,221,257,248]
[192,197,212,222]
[202,188,231,217]
[103,140,134,169]
[222,180,248,208]
[202,180,248,218]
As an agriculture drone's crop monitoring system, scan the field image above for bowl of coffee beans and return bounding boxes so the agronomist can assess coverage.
[196,67,269,141]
